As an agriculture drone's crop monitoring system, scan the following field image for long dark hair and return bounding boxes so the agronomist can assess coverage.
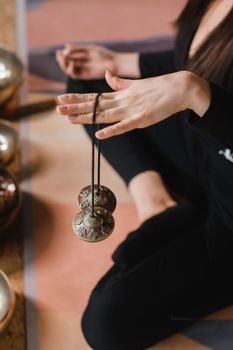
[176,0,233,92]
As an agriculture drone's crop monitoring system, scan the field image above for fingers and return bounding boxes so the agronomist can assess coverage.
[57,92,137,120]
[65,61,88,79]
[56,46,88,62]
[56,50,80,78]
[56,72,139,138]
[56,50,68,73]
[57,91,116,105]
[65,60,76,78]
[64,44,94,54]
[58,92,98,105]
[63,44,89,55]
[60,105,131,125]
[56,48,89,78]
[63,46,89,61]
[96,116,140,139]
[57,97,117,116]
[68,52,88,61]
[57,43,100,62]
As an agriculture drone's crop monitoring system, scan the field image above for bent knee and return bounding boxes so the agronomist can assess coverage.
[81,292,135,350]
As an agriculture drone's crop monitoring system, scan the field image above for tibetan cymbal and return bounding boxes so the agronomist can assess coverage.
[77,185,117,214]
[73,207,115,242]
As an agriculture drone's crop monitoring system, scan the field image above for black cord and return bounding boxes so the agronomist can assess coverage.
[97,124,101,195]
[91,93,102,217]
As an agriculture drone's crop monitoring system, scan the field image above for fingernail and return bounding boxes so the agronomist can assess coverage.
[96,130,105,139]
[58,105,68,112]
[68,115,76,123]
[57,95,67,102]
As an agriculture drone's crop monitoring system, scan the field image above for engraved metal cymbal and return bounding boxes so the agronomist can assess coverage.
[0,168,22,239]
[73,207,115,242]
[0,270,16,334]
[0,47,24,105]
[0,118,18,165]
[78,185,117,214]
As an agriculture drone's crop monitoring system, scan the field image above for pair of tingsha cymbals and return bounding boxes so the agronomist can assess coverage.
[72,93,117,242]
[73,185,116,242]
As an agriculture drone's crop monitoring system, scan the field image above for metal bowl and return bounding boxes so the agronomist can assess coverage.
[0,119,18,166]
[0,47,24,105]
[0,168,22,240]
[0,270,16,334]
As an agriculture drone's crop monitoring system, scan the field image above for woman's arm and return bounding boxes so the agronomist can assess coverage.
[57,70,210,140]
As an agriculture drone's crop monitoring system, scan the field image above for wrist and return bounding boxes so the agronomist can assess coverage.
[184,71,211,117]
[114,52,140,78]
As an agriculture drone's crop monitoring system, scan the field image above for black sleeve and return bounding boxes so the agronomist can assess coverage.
[189,83,233,149]
[139,49,176,78]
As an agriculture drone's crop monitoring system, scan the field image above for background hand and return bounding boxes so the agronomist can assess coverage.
[56,44,140,80]
[56,44,118,79]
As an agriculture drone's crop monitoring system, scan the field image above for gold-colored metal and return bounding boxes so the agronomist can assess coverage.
[78,185,117,214]
[0,168,21,239]
[0,118,18,165]
[0,270,16,334]
[73,207,115,242]
[0,47,24,105]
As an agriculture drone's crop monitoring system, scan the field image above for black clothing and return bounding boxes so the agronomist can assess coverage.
[77,114,233,349]
[67,10,233,350]
[82,206,233,350]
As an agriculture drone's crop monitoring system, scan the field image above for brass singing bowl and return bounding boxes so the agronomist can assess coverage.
[0,47,24,105]
[0,118,18,165]
[0,168,22,240]
[0,270,16,334]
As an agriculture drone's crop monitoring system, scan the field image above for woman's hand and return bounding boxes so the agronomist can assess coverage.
[56,44,140,80]
[57,70,211,139]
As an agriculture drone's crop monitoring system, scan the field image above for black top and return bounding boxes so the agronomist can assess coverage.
[139,19,233,150]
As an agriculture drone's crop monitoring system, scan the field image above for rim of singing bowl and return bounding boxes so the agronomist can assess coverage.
[0,270,16,334]
[0,47,25,104]
[0,118,18,165]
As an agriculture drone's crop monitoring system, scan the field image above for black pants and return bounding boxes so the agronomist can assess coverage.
[68,78,233,350]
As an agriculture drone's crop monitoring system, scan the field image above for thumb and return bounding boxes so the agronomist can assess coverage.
[105,70,132,91]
